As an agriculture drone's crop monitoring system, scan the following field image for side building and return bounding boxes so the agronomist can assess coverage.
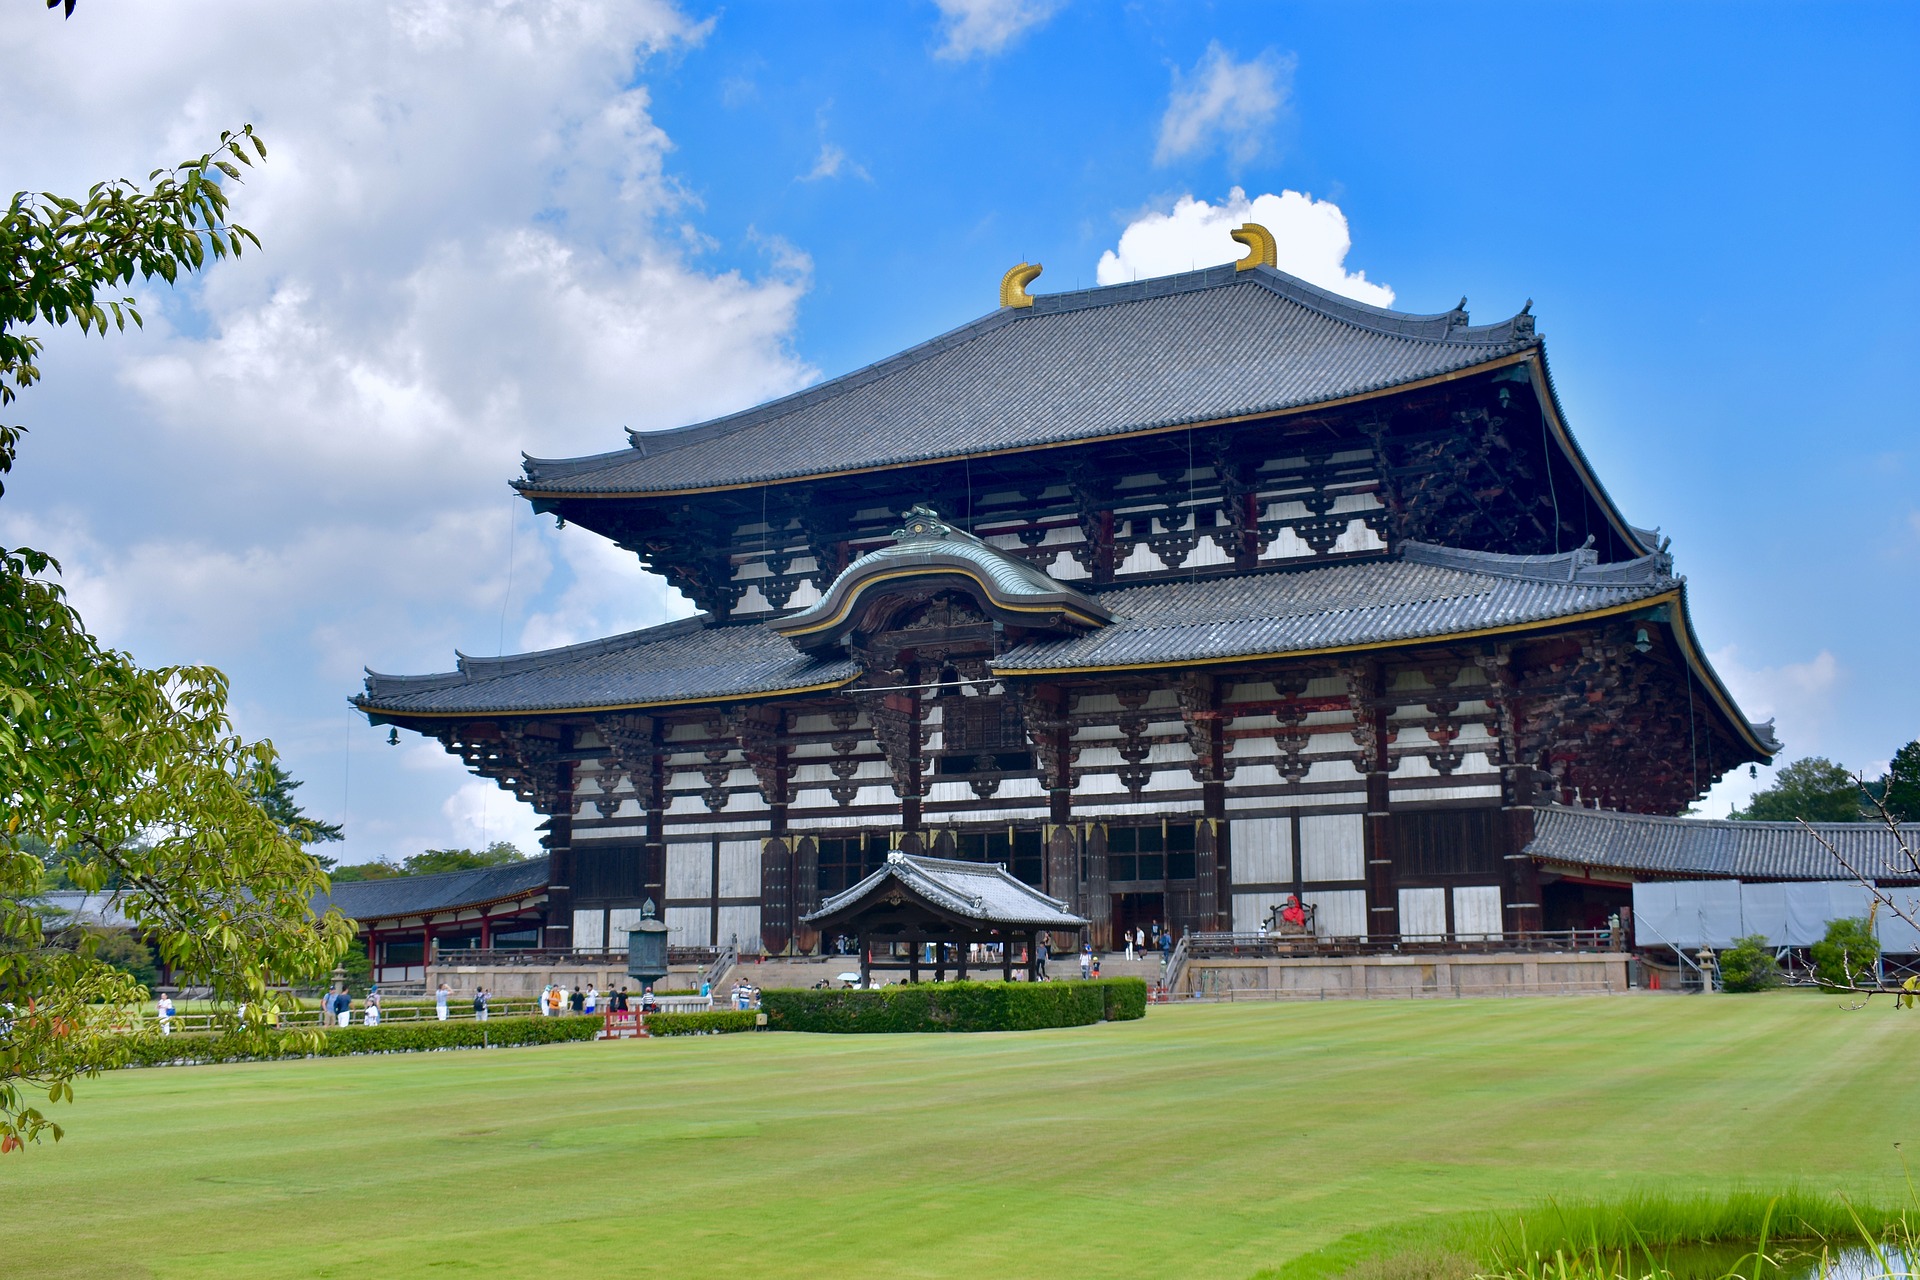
[354,245,1780,960]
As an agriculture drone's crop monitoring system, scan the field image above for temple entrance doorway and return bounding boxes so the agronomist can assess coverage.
[1112,892,1164,949]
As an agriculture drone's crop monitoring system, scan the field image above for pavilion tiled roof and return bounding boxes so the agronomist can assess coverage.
[516,263,1539,497]
[1526,807,1919,882]
[805,853,1088,929]
[315,857,553,924]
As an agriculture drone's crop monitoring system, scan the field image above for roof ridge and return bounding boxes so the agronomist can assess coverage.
[518,264,1536,488]
[1399,540,1674,586]
[1541,804,1914,837]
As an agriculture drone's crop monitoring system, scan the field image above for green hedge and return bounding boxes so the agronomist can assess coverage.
[643,1010,760,1037]
[761,978,1147,1034]
[122,1015,602,1067]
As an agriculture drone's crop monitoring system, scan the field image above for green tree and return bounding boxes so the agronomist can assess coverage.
[1883,740,1920,823]
[1810,917,1880,989]
[1716,934,1782,992]
[401,842,526,876]
[249,762,344,853]
[2,127,353,1152]
[327,861,401,884]
[1730,757,1868,822]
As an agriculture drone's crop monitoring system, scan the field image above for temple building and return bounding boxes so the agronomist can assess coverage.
[354,233,1781,962]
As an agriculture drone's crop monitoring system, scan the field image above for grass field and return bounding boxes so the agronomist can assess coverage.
[3,993,1912,1279]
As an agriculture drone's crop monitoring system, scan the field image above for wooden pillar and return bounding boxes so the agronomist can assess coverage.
[1002,934,1014,982]
[1193,819,1220,932]
[479,913,492,950]
[643,747,667,912]
[1351,664,1399,942]
[541,755,577,951]
[859,931,871,987]
[1503,764,1545,935]
[1085,823,1111,953]
[909,935,921,984]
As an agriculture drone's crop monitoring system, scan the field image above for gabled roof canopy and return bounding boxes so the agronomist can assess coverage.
[1526,807,1917,883]
[773,505,1111,654]
[804,853,1088,932]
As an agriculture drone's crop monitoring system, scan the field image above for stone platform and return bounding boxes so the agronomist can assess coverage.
[1182,950,1630,999]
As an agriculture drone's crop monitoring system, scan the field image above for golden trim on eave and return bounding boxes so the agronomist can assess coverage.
[517,351,1537,501]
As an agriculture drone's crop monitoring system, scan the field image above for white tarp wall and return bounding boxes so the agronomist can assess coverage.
[1633,880,1886,949]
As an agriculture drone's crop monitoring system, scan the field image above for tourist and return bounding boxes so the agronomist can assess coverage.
[1135,925,1147,955]
[1033,939,1048,981]
[365,988,381,1026]
[1079,945,1091,980]
[569,986,585,1014]
[538,983,553,1016]
[1124,930,1135,960]
[641,987,659,1014]
[584,985,597,1015]
[336,990,352,1027]
[472,987,489,1021]
[435,981,451,1021]
[1092,955,1101,979]
[1160,929,1173,963]
[156,993,174,1035]
[556,983,570,1015]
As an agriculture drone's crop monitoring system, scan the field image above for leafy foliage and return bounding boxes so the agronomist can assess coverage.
[2,127,353,1152]
[328,841,525,882]
[1810,917,1880,988]
[643,1009,760,1036]
[1729,757,1868,822]
[120,1014,602,1068]
[1714,934,1781,992]
[761,978,1146,1034]
[1884,740,1920,823]
[249,762,343,849]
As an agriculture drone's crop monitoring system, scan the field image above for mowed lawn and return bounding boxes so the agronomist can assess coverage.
[3,994,1911,1279]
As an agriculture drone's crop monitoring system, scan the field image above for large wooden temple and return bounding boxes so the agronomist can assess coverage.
[355,234,1777,959]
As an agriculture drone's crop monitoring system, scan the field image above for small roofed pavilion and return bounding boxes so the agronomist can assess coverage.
[804,852,1088,985]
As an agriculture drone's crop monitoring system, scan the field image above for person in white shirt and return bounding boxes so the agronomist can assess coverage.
[584,986,598,1015]
[156,993,174,1035]
[435,982,451,1021]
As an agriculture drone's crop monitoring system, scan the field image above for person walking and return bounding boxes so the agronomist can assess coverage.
[1135,925,1147,956]
[1124,930,1135,960]
[584,985,597,1015]
[1160,928,1174,964]
[1079,945,1092,980]
[156,993,174,1035]
[472,987,489,1021]
[337,990,352,1027]
[435,982,451,1022]
[538,983,552,1016]
[364,988,381,1027]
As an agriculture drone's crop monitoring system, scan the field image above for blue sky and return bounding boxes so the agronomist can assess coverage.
[3,1,1915,864]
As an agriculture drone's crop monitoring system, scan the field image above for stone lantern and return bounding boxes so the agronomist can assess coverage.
[626,899,669,989]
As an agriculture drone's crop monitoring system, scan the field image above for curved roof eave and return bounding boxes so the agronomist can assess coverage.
[1525,349,1657,559]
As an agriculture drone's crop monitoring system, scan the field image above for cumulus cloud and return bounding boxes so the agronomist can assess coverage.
[932,0,1063,60]
[442,780,546,857]
[1155,42,1293,167]
[1096,188,1395,306]
[1,0,817,865]
[1696,646,1845,818]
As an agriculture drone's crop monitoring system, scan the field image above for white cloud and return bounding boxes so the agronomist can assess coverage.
[1096,188,1395,306]
[1,0,816,866]
[932,0,1062,60]
[442,780,545,856]
[1696,646,1844,818]
[801,142,870,183]
[1155,42,1293,167]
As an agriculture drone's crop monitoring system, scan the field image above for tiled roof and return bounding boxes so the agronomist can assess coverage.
[358,616,860,717]
[1527,807,1920,882]
[357,544,1682,719]
[993,541,1675,672]
[316,857,552,923]
[805,853,1088,929]
[517,263,1537,497]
